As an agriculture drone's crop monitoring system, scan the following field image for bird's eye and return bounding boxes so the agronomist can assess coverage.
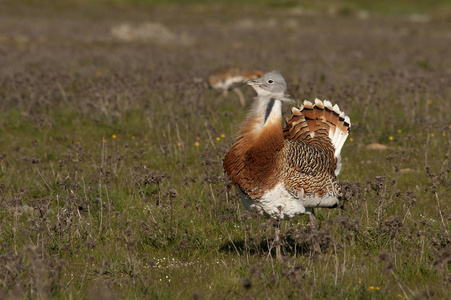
[268,80,273,84]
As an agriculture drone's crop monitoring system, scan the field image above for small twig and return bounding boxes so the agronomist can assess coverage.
[209,183,217,205]
[105,183,112,231]
[390,269,412,300]
[434,192,449,235]
[79,262,89,291]
[223,224,241,261]
[82,177,93,238]
[98,137,106,238]
[203,120,216,150]
[333,242,339,285]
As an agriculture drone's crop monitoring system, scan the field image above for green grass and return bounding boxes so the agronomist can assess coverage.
[0,1,450,299]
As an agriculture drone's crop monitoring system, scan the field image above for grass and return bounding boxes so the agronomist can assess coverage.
[0,1,450,299]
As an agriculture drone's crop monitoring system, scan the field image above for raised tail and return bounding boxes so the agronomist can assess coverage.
[284,98,351,175]
[320,99,351,158]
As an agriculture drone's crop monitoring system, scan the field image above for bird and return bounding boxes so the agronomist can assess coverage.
[207,66,265,107]
[223,71,351,260]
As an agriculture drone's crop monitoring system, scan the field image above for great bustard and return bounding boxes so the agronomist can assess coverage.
[207,66,265,107]
[223,71,351,260]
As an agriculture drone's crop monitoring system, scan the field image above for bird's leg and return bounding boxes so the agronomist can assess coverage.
[308,208,322,253]
[232,88,245,107]
[308,208,318,231]
[275,220,282,261]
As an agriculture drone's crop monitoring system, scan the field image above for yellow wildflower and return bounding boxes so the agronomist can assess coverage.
[195,142,200,147]
[427,99,432,105]
[431,133,435,137]
[221,133,225,138]
[397,129,402,133]
[177,142,181,146]
[216,137,220,141]
[132,136,135,140]
[369,286,374,290]
[112,134,117,139]
[389,136,394,141]
[350,138,354,142]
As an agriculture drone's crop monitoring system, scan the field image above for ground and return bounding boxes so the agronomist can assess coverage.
[0,1,450,299]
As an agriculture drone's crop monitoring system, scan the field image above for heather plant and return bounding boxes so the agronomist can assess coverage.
[0,1,450,299]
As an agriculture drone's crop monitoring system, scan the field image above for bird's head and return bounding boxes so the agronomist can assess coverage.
[247,71,287,96]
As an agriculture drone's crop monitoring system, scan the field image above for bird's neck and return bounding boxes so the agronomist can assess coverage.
[240,96,283,139]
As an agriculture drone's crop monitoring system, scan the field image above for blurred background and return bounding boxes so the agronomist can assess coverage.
[0,1,450,299]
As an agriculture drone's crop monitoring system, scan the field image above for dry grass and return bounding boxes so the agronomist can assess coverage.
[0,2,449,299]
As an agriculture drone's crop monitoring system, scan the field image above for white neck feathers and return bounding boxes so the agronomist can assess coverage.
[250,96,282,130]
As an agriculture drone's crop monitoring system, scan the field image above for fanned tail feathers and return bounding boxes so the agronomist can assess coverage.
[301,100,316,135]
[283,106,312,143]
[284,98,351,175]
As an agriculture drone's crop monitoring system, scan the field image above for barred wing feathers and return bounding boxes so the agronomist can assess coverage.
[281,99,351,207]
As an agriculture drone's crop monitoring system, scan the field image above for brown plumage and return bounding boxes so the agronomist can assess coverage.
[224,111,284,200]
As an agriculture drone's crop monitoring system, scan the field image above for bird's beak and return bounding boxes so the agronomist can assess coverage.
[279,96,295,104]
[246,79,261,87]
